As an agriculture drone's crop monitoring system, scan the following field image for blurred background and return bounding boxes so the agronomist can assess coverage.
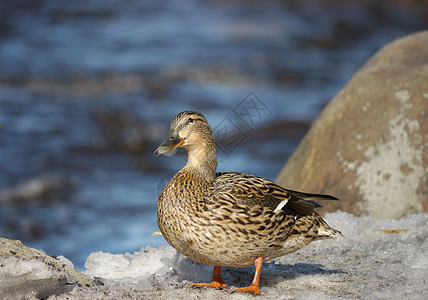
[0,0,426,270]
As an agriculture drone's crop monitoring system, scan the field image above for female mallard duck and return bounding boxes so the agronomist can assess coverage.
[154,111,342,295]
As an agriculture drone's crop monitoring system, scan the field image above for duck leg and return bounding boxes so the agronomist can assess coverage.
[230,256,263,296]
[188,266,227,289]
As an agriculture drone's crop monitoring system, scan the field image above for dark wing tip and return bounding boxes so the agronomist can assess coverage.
[284,190,339,216]
[285,189,340,201]
[285,199,316,216]
[308,200,323,208]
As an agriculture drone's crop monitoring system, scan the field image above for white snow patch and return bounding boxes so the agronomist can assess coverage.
[0,256,74,299]
[57,255,74,269]
[83,246,177,282]
[83,245,212,287]
[0,257,51,279]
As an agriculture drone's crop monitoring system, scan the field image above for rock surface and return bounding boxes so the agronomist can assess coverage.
[276,31,428,219]
[0,238,94,300]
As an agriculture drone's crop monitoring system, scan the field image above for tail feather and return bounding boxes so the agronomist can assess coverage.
[314,212,344,240]
[285,189,339,217]
[285,189,339,202]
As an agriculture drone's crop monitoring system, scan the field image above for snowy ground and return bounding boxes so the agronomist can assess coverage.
[30,212,428,299]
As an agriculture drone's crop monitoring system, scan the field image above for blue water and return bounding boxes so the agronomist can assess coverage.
[0,0,425,270]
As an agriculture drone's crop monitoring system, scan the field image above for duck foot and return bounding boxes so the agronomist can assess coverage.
[230,256,263,296]
[185,266,227,289]
[187,281,227,289]
[230,284,261,296]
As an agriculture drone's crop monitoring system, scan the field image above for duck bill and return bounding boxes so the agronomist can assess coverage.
[154,136,184,156]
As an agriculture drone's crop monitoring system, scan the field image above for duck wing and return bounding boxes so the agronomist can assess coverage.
[214,172,338,216]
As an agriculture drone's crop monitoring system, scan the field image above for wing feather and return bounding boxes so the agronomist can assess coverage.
[213,172,338,216]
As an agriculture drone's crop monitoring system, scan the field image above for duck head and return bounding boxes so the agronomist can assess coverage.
[154,111,214,156]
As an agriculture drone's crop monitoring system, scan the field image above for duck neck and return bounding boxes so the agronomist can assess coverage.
[184,142,217,181]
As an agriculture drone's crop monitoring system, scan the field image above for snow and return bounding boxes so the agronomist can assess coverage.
[5,211,428,299]
[56,255,75,269]
[0,256,73,300]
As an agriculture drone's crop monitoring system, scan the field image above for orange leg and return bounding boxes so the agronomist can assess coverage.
[187,266,227,289]
[230,256,263,296]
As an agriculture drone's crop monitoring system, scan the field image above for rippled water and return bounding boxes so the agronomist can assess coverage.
[0,0,425,269]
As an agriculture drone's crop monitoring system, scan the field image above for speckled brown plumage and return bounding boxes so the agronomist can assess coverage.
[154,111,342,295]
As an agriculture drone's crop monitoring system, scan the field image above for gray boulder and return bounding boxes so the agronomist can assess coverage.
[276,31,428,219]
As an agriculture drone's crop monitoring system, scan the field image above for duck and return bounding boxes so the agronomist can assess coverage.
[154,111,342,295]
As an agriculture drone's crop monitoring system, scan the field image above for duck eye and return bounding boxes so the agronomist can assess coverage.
[187,118,194,124]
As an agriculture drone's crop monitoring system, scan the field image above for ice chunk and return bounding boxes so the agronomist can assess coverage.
[83,246,211,285]
[0,256,72,299]
[57,255,75,269]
